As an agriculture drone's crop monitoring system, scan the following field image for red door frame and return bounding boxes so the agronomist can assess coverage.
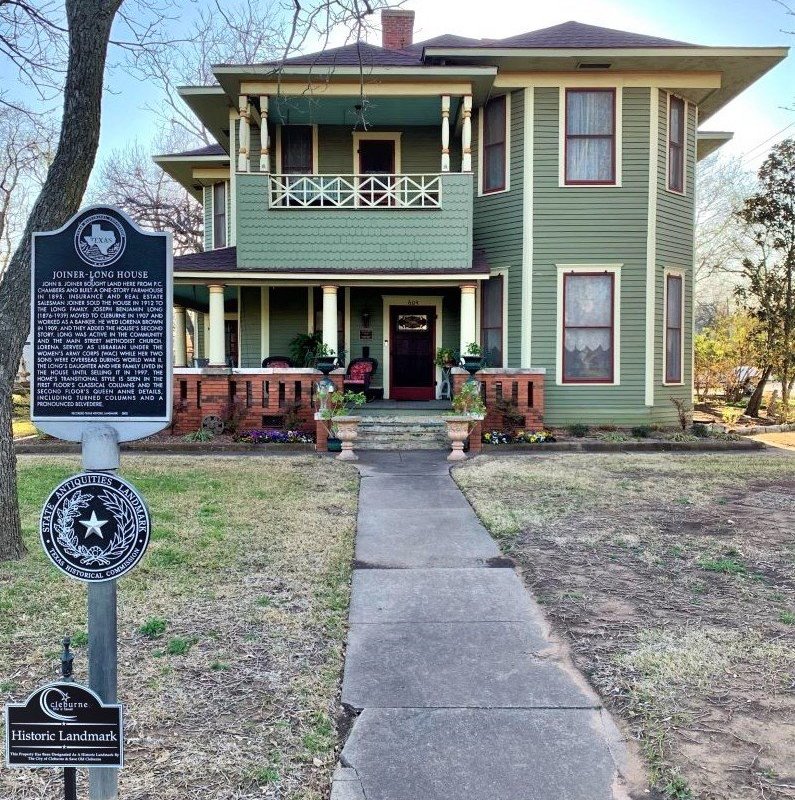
[389,305,436,401]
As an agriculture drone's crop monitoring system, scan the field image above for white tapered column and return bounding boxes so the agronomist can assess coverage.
[259,95,270,173]
[173,306,187,367]
[237,95,250,173]
[208,284,226,366]
[460,284,477,353]
[321,285,339,356]
[462,95,473,172]
[441,95,451,172]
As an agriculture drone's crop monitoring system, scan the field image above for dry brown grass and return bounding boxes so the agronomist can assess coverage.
[454,452,795,800]
[1,455,359,800]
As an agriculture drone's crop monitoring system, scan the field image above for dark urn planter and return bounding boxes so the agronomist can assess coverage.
[315,356,338,375]
[462,356,482,377]
[327,437,342,452]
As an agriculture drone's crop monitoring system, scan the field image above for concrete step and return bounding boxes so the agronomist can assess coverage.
[357,416,450,451]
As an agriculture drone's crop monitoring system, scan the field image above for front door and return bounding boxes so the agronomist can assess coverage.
[390,306,436,401]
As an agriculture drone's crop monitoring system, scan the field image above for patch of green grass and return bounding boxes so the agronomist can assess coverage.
[663,774,693,799]
[698,557,746,575]
[302,712,335,756]
[70,630,88,647]
[0,681,17,693]
[165,636,197,656]
[147,547,186,569]
[779,611,795,625]
[138,618,167,639]
[210,661,230,671]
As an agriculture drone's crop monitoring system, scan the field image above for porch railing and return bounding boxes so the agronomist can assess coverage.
[268,173,442,209]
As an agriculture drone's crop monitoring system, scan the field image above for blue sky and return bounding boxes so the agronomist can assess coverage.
[8,0,795,171]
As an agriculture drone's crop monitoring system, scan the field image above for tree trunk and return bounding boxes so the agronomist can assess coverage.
[0,0,121,561]
[745,364,772,418]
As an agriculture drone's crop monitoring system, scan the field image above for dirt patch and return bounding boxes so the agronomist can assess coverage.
[454,453,795,800]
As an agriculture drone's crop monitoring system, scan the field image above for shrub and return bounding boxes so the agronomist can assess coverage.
[631,425,651,438]
[567,423,589,438]
[452,381,486,416]
[721,406,744,425]
[691,423,710,438]
[166,636,196,656]
[139,618,167,639]
[183,428,214,443]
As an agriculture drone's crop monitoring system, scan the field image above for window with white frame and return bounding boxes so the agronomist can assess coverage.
[481,275,504,367]
[665,273,683,383]
[212,182,226,249]
[668,96,685,193]
[564,89,616,185]
[562,272,615,383]
[482,95,507,193]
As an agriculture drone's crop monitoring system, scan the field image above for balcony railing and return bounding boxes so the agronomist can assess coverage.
[268,173,442,209]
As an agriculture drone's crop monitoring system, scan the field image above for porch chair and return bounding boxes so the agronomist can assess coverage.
[343,358,378,399]
[261,355,294,368]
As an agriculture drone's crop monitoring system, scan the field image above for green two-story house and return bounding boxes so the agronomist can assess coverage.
[155,12,786,427]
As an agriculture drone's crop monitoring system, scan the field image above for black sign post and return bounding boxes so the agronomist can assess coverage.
[25,206,172,800]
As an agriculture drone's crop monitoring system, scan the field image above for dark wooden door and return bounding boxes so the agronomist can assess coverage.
[358,140,395,206]
[390,306,435,401]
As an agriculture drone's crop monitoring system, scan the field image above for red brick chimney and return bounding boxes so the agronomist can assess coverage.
[381,9,415,50]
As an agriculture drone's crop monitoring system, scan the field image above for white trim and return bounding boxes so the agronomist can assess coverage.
[477,92,511,197]
[353,132,402,173]
[229,109,237,246]
[344,287,351,365]
[664,92,688,196]
[176,271,489,283]
[691,107,698,391]
[662,268,686,386]
[381,294,443,399]
[275,124,319,174]
[645,87,659,406]
[260,286,269,362]
[521,86,534,367]
[211,181,228,250]
[558,86,623,188]
[555,263,622,387]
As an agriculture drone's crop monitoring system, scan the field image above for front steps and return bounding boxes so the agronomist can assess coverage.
[356,403,451,450]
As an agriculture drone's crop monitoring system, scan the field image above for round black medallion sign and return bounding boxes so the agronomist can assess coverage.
[40,473,150,582]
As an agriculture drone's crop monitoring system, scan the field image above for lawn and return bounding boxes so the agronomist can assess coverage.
[454,452,795,800]
[0,455,359,800]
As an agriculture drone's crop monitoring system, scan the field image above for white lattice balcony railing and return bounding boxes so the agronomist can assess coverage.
[268,173,442,209]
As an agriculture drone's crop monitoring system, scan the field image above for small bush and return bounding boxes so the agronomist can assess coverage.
[70,630,88,647]
[631,425,651,438]
[779,611,795,625]
[183,428,214,443]
[721,406,744,425]
[166,636,196,656]
[691,423,709,438]
[597,432,628,442]
[567,423,589,438]
[139,618,167,639]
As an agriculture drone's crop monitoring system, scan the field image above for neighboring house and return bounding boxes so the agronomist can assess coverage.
[155,11,786,427]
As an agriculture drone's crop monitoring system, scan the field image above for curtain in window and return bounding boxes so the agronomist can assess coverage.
[481,276,503,367]
[565,90,614,183]
[666,275,683,382]
[282,126,313,174]
[563,273,613,381]
[212,182,226,249]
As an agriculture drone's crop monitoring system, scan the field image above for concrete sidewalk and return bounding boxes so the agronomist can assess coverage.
[332,451,637,800]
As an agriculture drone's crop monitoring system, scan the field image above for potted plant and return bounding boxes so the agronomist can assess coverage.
[461,342,483,376]
[317,389,366,460]
[434,347,458,368]
[445,381,486,460]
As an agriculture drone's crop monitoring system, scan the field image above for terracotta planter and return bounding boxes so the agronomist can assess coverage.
[444,416,473,461]
[334,416,360,461]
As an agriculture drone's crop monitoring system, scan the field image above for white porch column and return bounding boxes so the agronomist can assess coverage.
[259,96,270,173]
[173,306,187,367]
[321,285,339,355]
[461,95,473,172]
[237,95,250,173]
[441,95,451,172]
[208,284,226,366]
[460,284,477,354]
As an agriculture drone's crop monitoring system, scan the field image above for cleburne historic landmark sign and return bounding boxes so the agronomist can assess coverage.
[31,205,173,442]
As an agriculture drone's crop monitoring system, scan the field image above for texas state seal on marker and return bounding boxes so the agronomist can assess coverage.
[40,473,150,582]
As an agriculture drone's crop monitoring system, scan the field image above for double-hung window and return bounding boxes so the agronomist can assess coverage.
[665,273,683,383]
[562,272,615,383]
[565,89,616,185]
[212,182,226,249]
[668,96,685,193]
[481,275,504,367]
[482,95,507,193]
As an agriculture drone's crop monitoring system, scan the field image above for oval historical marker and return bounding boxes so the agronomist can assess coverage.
[40,473,150,583]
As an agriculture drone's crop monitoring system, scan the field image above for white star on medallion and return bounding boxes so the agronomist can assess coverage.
[79,510,108,539]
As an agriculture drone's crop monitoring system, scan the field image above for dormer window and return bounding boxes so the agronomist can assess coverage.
[564,89,616,185]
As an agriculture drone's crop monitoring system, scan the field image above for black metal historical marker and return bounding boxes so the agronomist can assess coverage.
[40,472,151,583]
[5,682,123,769]
[31,205,172,441]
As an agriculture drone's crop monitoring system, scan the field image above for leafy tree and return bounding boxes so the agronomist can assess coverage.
[736,138,795,419]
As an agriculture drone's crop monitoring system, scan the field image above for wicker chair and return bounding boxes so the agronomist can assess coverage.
[343,358,378,397]
[261,355,294,368]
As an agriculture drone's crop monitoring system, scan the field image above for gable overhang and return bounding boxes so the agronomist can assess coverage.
[178,86,234,152]
[152,152,231,199]
[423,46,788,121]
[696,131,734,161]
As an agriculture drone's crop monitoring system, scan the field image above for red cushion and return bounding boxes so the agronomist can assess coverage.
[348,361,373,380]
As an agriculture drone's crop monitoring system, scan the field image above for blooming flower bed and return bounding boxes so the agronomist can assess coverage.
[234,429,315,444]
[483,430,556,445]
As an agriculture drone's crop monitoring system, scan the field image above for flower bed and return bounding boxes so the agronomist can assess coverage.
[483,430,556,445]
[233,429,315,444]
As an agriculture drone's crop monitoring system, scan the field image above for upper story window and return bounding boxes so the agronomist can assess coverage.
[665,273,684,383]
[562,271,615,383]
[212,182,226,249]
[482,95,507,193]
[281,125,313,174]
[565,89,616,185]
[668,96,685,193]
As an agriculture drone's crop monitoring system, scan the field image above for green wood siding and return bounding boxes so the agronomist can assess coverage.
[240,286,262,367]
[652,91,696,425]
[268,287,308,358]
[531,86,652,426]
[236,172,472,270]
[472,91,525,367]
